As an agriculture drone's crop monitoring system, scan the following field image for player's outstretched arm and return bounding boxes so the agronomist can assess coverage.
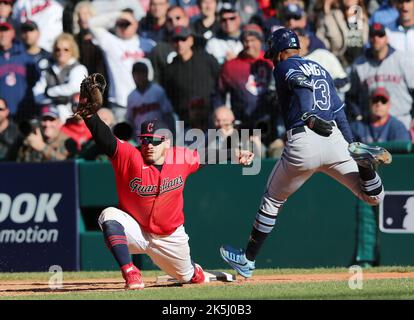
[84,114,117,158]
[77,73,117,158]
[334,107,354,144]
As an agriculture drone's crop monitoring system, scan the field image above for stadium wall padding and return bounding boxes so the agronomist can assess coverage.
[76,155,414,270]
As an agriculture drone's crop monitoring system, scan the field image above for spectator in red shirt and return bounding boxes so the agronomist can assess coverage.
[218,24,276,144]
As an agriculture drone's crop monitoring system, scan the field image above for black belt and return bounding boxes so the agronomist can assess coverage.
[291,126,306,135]
[291,122,336,136]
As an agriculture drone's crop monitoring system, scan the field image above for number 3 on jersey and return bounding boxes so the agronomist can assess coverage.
[312,79,331,110]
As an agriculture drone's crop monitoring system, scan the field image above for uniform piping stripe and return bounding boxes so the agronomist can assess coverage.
[108,241,128,247]
[260,207,280,216]
[253,221,274,233]
[267,197,285,205]
[360,182,381,190]
[333,103,345,113]
[255,214,276,226]
[258,209,278,219]
[360,177,381,188]
[107,235,127,240]
[360,177,381,187]
[108,239,128,244]
[365,186,383,196]
[360,174,380,185]
[361,181,382,192]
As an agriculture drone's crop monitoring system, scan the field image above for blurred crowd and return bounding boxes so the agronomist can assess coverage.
[0,0,414,163]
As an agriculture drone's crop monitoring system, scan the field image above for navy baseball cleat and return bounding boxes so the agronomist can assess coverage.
[348,142,392,168]
[220,245,255,278]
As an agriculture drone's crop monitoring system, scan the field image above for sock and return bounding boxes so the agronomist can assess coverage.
[246,227,270,262]
[358,165,376,180]
[358,166,383,196]
[245,199,280,261]
[102,220,131,268]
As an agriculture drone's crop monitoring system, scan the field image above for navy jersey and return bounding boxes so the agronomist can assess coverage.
[274,55,345,130]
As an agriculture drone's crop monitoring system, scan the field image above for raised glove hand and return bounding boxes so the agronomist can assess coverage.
[301,112,333,137]
[75,73,107,119]
[236,149,255,166]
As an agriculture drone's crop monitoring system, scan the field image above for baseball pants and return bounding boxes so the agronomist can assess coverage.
[98,207,195,283]
[260,125,384,218]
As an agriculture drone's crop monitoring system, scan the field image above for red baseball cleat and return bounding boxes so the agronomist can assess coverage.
[190,263,205,284]
[121,263,145,290]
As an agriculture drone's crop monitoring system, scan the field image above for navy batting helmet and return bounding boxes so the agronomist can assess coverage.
[264,27,300,59]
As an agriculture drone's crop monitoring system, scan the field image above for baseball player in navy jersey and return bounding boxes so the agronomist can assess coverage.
[220,27,392,278]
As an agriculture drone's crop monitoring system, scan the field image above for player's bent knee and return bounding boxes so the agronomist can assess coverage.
[173,272,193,283]
[98,207,120,228]
[173,267,194,283]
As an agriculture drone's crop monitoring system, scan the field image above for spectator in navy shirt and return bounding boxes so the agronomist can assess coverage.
[139,0,170,42]
[0,22,37,120]
[350,87,411,144]
[20,20,51,85]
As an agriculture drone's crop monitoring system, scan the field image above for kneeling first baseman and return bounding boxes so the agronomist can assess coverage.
[77,74,254,289]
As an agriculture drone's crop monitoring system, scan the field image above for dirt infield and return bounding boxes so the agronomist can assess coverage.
[2,272,414,297]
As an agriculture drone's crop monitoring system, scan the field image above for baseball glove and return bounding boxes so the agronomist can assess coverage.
[75,73,107,118]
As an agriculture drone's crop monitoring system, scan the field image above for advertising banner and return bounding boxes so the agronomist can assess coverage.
[0,161,79,271]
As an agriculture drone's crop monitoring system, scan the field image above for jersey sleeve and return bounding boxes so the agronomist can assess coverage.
[325,71,345,113]
[111,139,142,172]
[186,148,201,174]
[276,62,315,115]
[277,62,313,91]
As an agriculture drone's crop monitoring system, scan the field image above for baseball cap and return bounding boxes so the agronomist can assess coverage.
[241,24,264,42]
[171,26,193,40]
[41,105,59,119]
[219,2,237,15]
[369,23,386,37]
[0,22,14,31]
[283,4,305,20]
[21,20,38,32]
[138,119,170,139]
[371,87,390,101]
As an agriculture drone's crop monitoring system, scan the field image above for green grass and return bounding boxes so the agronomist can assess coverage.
[2,267,414,300]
